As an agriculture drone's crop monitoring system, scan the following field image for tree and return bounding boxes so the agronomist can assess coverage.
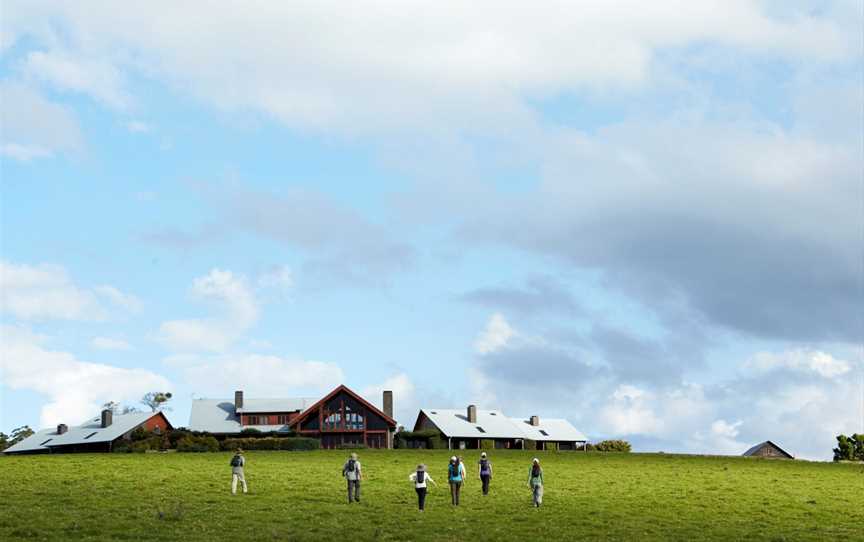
[2,426,35,450]
[102,401,139,415]
[141,391,173,412]
[833,434,864,462]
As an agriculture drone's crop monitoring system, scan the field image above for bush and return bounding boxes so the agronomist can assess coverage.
[167,429,216,448]
[523,439,536,451]
[176,435,219,452]
[395,429,446,450]
[335,443,366,450]
[590,440,632,453]
[220,437,320,451]
[544,442,558,452]
[480,439,495,450]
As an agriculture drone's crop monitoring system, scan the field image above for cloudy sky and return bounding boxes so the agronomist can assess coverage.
[1,1,862,460]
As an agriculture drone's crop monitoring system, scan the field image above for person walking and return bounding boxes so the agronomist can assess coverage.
[409,464,437,511]
[447,456,464,505]
[478,452,493,496]
[527,457,544,508]
[342,452,362,503]
[230,448,248,495]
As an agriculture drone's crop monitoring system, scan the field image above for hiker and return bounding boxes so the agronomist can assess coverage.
[409,464,437,511]
[527,457,543,508]
[478,452,493,495]
[230,448,248,495]
[447,456,465,505]
[342,452,362,503]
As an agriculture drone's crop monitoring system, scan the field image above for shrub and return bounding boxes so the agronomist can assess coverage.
[335,443,367,450]
[395,429,445,450]
[176,435,219,452]
[523,439,536,451]
[167,429,216,448]
[591,440,632,453]
[480,439,495,450]
[220,437,320,451]
[544,442,558,452]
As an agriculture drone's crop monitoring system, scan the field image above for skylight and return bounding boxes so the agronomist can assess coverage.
[83,432,98,440]
[476,426,486,433]
[430,411,437,414]
[39,439,53,446]
[539,430,549,436]
[489,413,497,416]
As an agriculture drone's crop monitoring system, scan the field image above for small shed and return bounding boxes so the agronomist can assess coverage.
[742,441,794,459]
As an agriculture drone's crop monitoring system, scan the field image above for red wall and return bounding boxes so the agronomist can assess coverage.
[142,412,171,432]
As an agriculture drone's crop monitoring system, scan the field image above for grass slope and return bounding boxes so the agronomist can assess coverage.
[1,450,861,541]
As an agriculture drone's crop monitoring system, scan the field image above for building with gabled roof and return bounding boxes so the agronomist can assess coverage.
[189,385,397,448]
[414,405,587,450]
[3,410,172,454]
[742,440,794,459]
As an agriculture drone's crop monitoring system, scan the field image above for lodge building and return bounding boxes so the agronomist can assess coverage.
[189,384,397,449]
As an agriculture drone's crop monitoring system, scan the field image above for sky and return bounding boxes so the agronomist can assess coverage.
[1,1,862,461]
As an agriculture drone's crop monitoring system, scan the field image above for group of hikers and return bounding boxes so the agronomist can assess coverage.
[229,449,545,509]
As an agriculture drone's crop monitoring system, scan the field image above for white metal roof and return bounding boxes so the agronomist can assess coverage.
[3,412,163,454]
[236,398,317,413]
[510,417,587,442]
[418,408,587,442]
[187,399,305,433]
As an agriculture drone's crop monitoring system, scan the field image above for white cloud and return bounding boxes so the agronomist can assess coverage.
[257,265,294,297]
[157,269,259,352]
[473,313,516,354]
[126,120,150,133]
[0,2,855,137]
[1,142,51,161]
[91,336,132,351]
[745,349,851,379]
[0,81,82,160]
[165,353,344,397]
[22,50,130,109]
[94,285,143,313]
[1,325,169,427]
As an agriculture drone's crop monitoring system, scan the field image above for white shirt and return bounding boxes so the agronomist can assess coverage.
[409,471,435,488]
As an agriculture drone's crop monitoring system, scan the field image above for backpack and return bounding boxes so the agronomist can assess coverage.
[449,463,460,479]
[480,459,490,474]
[416,470,425,484]
[531,464,541,478]
[230,455,242,467]
[346,459,356,473]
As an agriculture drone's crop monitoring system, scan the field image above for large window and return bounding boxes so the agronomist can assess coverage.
[321,396,366,431]
[345,405,364,430]
[323,410,342,430]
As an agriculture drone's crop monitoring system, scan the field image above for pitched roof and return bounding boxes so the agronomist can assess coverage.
[3,411,171,454]
[289,384,397,428]
[187,397,317,433]
[510,417,588,442]
[742,440,794,458]
[417,408,587,442]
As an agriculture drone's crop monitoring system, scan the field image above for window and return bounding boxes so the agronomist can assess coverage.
[247,415,261,425]
[40,439,53,446]
[430,411,437,414]
[539,430,549,436]
[153,426,162,435]
[277,415,290,424]
[83,432,98,440]
[489,412,497,416]
[345,405,364,430]
[323,411,342,430]
[476,426,486,433]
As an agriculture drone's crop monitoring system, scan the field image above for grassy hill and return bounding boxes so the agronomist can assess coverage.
[1,450,861,541]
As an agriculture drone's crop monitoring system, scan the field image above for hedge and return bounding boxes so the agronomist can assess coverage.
[589,440,632,453]
[394,429,447,449]
[177,435,220,452]
[220,437,320,451]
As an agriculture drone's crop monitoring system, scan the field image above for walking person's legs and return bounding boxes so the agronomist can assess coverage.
[449,482,457,505]
[353,480,361,503]
[347,480,354,503]
[454,481,461,505]
[481,475,490,495]
[231,473,238,495]
[416,487,426,511]
[238,473,247,494]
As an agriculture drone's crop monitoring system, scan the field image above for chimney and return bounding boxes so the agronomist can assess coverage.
[234,390,244,410]
[383,390,393,419]
[530,415,539,426]
[101,409,113,428]
[57,424,68,435]
[468,405,477,424]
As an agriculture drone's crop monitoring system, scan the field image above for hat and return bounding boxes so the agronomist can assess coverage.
[350,452,358,459]
[417,464,426,471]
[532,457,540,464]
[450,456,457,462]
[480,452,487,458]
[235,448,243,453]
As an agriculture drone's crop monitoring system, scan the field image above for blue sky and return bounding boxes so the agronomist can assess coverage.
[1,1,862,460]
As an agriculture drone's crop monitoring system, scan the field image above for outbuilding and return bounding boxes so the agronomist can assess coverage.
[742,441,794,459]
[3,410,172,454]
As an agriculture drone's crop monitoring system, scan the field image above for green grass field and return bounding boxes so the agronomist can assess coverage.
[1,450,861,541]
